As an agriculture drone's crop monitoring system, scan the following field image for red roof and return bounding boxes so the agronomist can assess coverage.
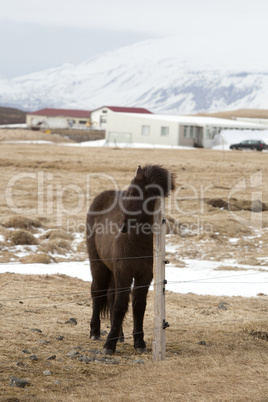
[28,108,90,118]
[94,106,153,114]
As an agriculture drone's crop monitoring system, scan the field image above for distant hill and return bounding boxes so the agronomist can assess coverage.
[0,37,268,114]
[0,106,26,125]
[194,109,268,120]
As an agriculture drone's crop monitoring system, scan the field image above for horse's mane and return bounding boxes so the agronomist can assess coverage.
[136,164,175,197]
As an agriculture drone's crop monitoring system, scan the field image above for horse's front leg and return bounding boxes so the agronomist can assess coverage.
[103,275,132,355]
[132,279,151,353]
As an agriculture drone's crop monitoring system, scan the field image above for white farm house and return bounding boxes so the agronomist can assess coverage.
[26,108,90,130]
[106,113,266,148]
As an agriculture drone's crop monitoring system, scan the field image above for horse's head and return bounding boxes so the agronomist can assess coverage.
[120,165,175,233]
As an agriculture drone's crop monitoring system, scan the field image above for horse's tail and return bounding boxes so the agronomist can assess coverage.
[100,293,110,319]
[91,286,110,318]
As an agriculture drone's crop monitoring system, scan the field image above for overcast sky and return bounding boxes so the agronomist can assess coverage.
[1,0,268,79]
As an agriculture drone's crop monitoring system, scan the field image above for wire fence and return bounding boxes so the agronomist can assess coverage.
[0,253,267,368]
[0,266,267,306]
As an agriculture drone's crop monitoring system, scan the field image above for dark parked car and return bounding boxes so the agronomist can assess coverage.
[230,140,268,151]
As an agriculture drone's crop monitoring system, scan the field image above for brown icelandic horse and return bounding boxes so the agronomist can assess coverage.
[86,165,175,355]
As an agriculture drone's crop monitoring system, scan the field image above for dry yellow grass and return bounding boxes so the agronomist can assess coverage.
[19,253,55,264]
[195,108,268,120]
[1,215,42,230]
[0,128,74,143]
[0,274,267,401]
[7,229,39,246]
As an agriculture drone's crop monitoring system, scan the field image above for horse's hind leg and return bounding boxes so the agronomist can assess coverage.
[132,279,151,353]
[90,260,111,341]
[103,271,132,354]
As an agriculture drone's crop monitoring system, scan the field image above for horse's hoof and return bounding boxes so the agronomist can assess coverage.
[103,348,114,355]
[90,335,101,341]
[136,347,147,354]
[119,336,125,343]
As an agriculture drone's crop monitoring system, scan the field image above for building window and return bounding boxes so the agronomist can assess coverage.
[79,120,86,125]
[68,119,75,128]
[141,125,150,136]
[100,116,107,124]
[183,126,188,138]
[161,126,169,136]
[190,126,194,138]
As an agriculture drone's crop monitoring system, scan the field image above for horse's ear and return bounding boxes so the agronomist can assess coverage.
[135,165,143,177]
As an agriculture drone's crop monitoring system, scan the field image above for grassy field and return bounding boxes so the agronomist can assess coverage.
[1,273,267,401]
[0,131,267,401]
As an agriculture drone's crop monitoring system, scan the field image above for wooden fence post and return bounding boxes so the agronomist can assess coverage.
[153,197,168,361]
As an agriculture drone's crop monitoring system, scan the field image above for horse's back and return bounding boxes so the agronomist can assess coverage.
[86,190,122,266]
[88,190,120,215]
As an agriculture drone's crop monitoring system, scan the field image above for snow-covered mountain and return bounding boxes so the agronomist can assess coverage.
[1,36,268,114]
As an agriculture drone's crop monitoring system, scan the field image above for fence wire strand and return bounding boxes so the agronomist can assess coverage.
[1,261,267,304]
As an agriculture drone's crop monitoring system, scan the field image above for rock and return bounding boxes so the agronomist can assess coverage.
[43,370,51,376]
[47,355,56,360]
[56,335,64,341]
[96,357,120,364]
[16,361,25,367]
[86,349,101,355]
[31,328,42,333]
[134,359,145,364]
[199,341,206,345]
[29,355,38,361]
[252,199,263,212]
[217,302,230,310]
[78,355,95,363]
[22,349,31,354]
[65,318,77,325]
[10,376,30,388]
[37,340,50,345]
[66,350,80,358]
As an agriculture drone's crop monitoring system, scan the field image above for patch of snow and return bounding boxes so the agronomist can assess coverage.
[0,124,27,128]
[229,238,240,243]
[63,140,193,150]
[0,258,267,297]
[212,129,268,151]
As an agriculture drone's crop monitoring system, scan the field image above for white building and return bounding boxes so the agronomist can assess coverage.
[90,106,152,130]
[105,113,266,148]
[26,108,90,130]
[235,117,268,127]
